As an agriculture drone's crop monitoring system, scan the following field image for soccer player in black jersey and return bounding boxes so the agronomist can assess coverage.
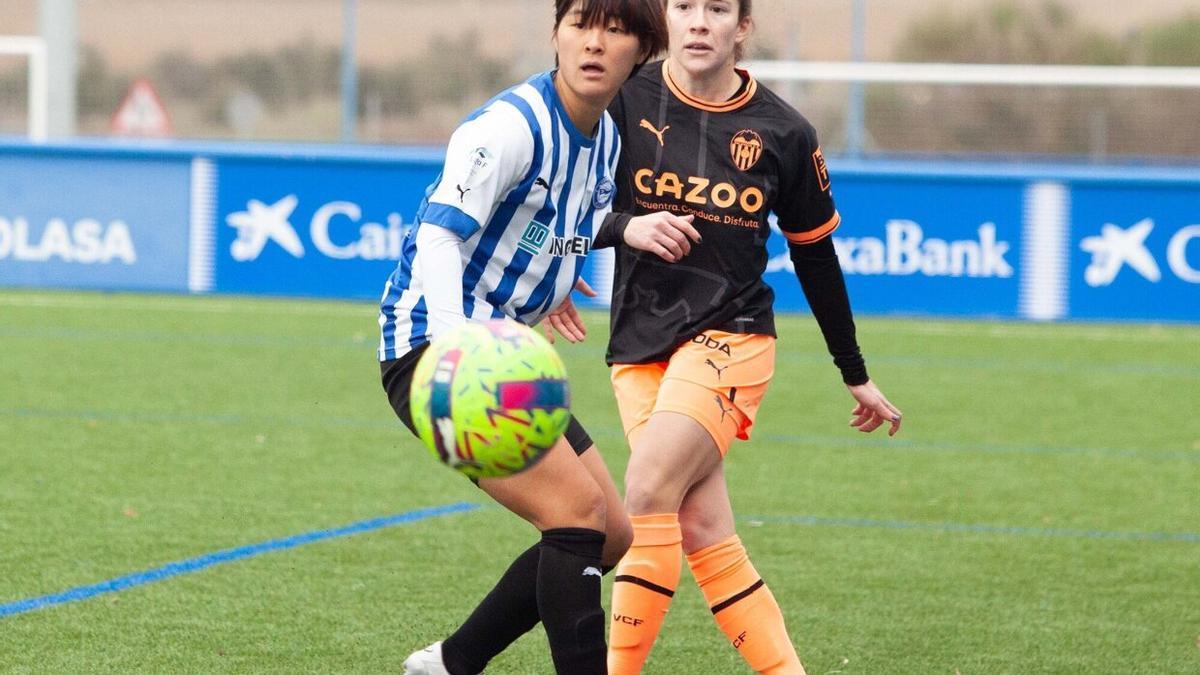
[546,1,904,672]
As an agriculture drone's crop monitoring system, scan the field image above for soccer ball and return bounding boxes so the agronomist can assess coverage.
[409,320,571,480]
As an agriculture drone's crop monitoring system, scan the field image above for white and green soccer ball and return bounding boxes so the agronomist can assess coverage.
[410,319,571,480]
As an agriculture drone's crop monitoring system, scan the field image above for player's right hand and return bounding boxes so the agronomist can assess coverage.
[624,212,701,263]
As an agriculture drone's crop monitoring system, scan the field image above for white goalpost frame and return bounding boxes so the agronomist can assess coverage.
[743,60,1200,90]
[0,36,49,142]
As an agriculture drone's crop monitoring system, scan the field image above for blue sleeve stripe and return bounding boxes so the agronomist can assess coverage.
[421,203,481,240]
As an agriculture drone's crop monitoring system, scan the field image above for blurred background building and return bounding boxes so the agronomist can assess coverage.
[2,0,1199,159]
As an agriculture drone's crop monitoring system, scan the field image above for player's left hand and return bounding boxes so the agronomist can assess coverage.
[846,379,903,436]
[542,278,597,344]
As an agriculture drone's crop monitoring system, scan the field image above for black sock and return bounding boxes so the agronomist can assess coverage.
[440,542,542,675]
[537,528,607,675]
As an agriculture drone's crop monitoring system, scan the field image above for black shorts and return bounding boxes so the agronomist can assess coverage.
[380,342,594,456]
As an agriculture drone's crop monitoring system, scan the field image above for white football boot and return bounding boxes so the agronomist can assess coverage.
[403,641,452,675]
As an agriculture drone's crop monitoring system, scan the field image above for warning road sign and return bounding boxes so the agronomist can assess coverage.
[111,79,172,137]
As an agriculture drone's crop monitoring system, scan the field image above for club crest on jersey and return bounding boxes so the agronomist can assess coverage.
[593,177,615,209]
[730,130,763,172]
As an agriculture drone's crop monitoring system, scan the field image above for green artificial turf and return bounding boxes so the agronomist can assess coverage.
[1,290,1197,673]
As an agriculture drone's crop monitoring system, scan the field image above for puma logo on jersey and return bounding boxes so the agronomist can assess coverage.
[582,567,602,577]
[639,119,670,146]
[455,184,470,203]
[704,358,729,379]
[534,177,550,190]
[714,395,735,423]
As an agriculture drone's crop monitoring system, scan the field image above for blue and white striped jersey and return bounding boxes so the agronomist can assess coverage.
[378,71,621,361]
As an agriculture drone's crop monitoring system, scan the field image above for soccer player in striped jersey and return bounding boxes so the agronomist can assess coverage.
[378,2,698,674]
[547,1,905,672]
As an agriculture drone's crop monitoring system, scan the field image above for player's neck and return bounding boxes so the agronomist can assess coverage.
[666,58,743,103]
[552,72,602,139]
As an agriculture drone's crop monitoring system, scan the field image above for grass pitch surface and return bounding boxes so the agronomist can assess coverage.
[1,290,1197,674]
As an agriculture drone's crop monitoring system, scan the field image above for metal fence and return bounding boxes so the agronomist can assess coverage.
[3,0,1199,160]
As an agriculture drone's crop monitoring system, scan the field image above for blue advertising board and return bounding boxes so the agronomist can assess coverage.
[1,140,1196,323]
[0,152,191,291]
[1069,183,1200,322]
[210,156,437,299]
[764,176,1027,319]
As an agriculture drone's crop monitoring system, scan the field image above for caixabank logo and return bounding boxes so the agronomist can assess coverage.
[1071,216,1199,322]
[1068,183,1199,321]
[225,195,407,262]
[761,178,1025,318]
[212,161,433,298]
[764,216,1018,318]
[1079,219,1200,287]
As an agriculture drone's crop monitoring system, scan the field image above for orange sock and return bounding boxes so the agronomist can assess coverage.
[607,513,682,675]
[686,535,806,675]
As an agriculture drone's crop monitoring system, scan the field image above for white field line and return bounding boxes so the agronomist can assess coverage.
[0,293,374,317]
[0,292,1194,343]
[868,320,1196,343]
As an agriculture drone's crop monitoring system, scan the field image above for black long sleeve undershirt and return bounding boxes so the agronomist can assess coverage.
[593,212,630,250]
[789,236,869,386]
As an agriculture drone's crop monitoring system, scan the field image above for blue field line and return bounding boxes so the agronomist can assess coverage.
[740,514,1200,543]
[3,406,1198,462]
[0,502,481,620]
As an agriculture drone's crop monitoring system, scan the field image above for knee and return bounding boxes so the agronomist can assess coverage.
[560,482,607,531]
[623,471,684,516]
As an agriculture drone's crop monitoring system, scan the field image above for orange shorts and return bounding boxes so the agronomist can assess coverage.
[610,331,776,455]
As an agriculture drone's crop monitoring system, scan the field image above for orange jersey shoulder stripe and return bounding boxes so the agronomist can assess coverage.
[782,211,841,244]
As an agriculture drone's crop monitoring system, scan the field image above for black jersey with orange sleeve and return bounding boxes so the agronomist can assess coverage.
[605,60,841,365]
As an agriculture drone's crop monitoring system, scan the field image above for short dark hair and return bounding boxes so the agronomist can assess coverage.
[554,0,668,74]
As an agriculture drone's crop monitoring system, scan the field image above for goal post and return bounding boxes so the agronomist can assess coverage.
[0,36,48,142]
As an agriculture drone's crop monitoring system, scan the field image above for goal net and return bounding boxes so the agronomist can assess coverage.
[743,60,1200,161]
